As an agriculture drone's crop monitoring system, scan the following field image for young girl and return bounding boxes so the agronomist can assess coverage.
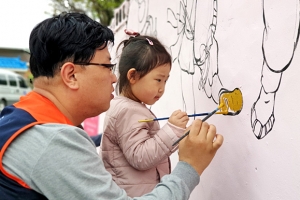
[101,30,189,197]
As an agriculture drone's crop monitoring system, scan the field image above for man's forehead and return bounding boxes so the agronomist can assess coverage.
[94,48,111,59]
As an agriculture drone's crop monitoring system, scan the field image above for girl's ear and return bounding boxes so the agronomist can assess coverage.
[127,68,138,84]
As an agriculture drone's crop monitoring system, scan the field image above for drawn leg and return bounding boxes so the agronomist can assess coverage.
[251,0,300,139]
[194,0,221,102]
[193,0,243,114]
[168,0,197,113]
[198,35,223,105]
[179,32,197,113]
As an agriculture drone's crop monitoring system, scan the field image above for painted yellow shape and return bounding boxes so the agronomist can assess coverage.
[218,103,224,110]
[219,88,243,115]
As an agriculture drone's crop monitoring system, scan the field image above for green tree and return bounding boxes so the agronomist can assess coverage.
[49,0,124,26]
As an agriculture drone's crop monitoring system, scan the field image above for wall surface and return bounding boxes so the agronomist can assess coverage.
[112,0,300,199]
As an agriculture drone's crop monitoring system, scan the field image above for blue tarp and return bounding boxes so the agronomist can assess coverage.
[0,57,28,70]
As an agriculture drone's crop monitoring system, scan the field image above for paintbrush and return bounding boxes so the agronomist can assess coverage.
[172,103,224,146]
[138,112,224,122]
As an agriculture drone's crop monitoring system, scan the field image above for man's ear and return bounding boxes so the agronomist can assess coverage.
[60,62,79,89]
[127,68,138,84]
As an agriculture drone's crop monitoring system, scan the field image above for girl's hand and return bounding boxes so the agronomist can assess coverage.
[168,110,189,129]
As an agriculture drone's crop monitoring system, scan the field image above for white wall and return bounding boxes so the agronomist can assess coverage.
[111,0,300,199]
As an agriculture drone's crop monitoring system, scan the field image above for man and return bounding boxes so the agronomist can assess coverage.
[0,12,223,199]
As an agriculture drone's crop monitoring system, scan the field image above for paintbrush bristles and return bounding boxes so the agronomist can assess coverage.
[138,119,154,122]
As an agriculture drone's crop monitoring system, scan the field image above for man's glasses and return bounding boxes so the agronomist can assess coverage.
[74,62,116,72]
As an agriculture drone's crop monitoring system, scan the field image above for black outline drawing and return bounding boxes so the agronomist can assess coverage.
[131,0,157,36]
[125,0,300,141]
[251,0,300,139]
[167,0,243,116]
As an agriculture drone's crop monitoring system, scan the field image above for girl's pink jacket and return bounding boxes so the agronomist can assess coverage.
[100,96,185,197]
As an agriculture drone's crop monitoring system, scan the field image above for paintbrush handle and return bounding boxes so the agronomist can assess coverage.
[187,113,210,117]
[172,108,219,146]
[153,117,170,121]
[200,108,219,122]
[154,113,210,121]
[172,130,190,146]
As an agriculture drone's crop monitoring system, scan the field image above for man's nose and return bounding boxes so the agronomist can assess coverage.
[112,73,117,83]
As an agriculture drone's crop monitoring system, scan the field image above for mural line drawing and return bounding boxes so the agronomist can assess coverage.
[133,0,157,36]
[251,0,300,139]
[167,0,243,117]
[126,0,300,141]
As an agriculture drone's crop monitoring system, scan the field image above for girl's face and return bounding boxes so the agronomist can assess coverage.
[131,63,171,105]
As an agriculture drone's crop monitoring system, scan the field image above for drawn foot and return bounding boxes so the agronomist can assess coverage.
[218,88,243,115]
[251,87,275,139]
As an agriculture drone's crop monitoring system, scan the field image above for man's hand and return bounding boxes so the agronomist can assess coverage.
[178,119,223,175]
[168,110,189,129]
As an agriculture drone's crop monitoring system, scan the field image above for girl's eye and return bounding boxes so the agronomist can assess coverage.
[156,79,161,82]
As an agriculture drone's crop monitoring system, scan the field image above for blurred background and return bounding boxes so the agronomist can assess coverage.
[0,0,126,136]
